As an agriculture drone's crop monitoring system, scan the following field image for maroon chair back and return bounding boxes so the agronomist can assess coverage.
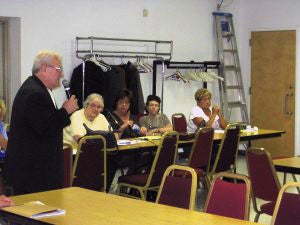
[204,172,251,220]
[63,144,73,188]
[156,165,197,210]
[149,132,179,187]
[72,135,106,192]
[172,113,187,133]
[271,182,300,225]
[246,148,280,201]
[213,124,240,173]
[189,128,214,171]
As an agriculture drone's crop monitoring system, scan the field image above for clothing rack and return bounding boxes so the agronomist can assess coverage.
[152,60,221,113]
[76,36,173,60]
[75,36,173,104]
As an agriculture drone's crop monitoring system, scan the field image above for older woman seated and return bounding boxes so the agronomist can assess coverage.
[139,95,172,136]
[187,88,227,133]
[63,93,109,145]
[63,93,118,192]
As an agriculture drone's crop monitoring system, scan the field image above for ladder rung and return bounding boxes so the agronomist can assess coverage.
[224,65,240,71]
[228,101,246,107]
[222,33,234,38]
[223,49,237,53]
[226,85,243,90]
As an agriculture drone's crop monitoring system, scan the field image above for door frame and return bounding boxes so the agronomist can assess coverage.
[246,27,300,156]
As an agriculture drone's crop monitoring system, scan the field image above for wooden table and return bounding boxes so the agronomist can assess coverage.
[273,157,300,174]
[115,129,285,151]
[4,187,264,225]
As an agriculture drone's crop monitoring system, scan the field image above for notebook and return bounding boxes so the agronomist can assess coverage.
[2,201,65,219]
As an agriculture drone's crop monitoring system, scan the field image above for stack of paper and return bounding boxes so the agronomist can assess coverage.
[2,201,65,219]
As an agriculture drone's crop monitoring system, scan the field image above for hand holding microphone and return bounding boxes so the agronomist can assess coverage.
[62,79,78,114]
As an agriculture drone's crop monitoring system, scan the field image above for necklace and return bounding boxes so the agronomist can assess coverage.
[148,114,159,129]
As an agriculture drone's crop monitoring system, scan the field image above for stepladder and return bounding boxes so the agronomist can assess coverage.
[213,12,249,124]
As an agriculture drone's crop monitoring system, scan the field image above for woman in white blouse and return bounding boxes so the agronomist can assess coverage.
[187,88,228,133]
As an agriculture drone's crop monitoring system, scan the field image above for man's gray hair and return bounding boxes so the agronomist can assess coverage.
[83,93,104,108]
[32,50,62,75]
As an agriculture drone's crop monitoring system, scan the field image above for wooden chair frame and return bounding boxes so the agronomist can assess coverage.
[155,165,197,210]
[117,131,179,200]
[72,135,107,192]
[204,172,251,220]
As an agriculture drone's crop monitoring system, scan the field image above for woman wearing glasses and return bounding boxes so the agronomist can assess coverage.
[107,89,140,139]
[63,93,109,145]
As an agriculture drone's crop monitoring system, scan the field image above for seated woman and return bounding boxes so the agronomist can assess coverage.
[107,89,140,139]
[63,93,110,146]
[63,93,117,192]
[187,88,227,133]
[139,95,172,136]
[0,99,8,151]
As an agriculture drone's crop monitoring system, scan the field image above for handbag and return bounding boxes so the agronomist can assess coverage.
[83,123,117,148]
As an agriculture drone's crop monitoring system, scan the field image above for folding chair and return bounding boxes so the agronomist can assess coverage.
[156,165,197,210]
[204,172,251,220]
[208,123,241,184]
[117,131,179,200]
[72,135,107,192]
[246,147,281,222]
[63,143,73,188]
[271,182,300,225]
[175,127,214,188]
[172,113,187,133]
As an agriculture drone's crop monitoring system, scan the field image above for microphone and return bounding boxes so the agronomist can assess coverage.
[62,79,71,99]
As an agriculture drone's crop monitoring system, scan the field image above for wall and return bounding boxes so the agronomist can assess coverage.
[0,0,221,119]
[237,0,300,154]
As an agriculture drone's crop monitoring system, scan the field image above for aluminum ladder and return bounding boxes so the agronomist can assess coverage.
[213,12,249,124]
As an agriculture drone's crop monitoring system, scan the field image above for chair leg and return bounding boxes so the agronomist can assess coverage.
[254,212,261,223]
[283,172,287,185]
[291,174,300,193]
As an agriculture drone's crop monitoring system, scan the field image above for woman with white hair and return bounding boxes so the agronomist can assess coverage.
[63,93,110,145]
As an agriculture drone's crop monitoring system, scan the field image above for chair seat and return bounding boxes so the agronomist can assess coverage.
[261,201,276,215]
[118,173,150,186]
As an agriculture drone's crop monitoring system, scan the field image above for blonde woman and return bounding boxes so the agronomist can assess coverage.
[187,88,227,133]
[0,99,8,150]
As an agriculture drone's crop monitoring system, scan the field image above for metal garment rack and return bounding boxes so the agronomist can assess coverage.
[75,36,173,104]
[152,60,220,113]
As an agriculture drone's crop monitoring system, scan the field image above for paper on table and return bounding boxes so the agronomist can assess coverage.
[3,201,65,219]
[117,139,146,145]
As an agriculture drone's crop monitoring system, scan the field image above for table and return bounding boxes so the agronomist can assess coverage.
[273,157,300,174]
[115,129,285,151]
[4,187,264,225]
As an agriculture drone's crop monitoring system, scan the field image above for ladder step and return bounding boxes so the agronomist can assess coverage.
[222,33,234,38]
[223,49,237,53]
[228,101,246,108]
[226,85,243,90]
[224,65,240,71]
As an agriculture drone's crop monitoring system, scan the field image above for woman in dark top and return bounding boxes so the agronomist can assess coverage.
[108,89,140,139]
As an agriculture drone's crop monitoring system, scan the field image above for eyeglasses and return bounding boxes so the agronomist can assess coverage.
[88,103,102,110]
[47,65,63,73]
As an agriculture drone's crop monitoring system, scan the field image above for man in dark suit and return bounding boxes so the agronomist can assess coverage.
[5,50,78,195]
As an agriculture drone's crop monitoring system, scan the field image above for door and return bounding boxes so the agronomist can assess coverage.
[250,30,295,157]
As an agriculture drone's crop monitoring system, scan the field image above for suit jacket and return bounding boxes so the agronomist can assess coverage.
[5,75,70,194]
